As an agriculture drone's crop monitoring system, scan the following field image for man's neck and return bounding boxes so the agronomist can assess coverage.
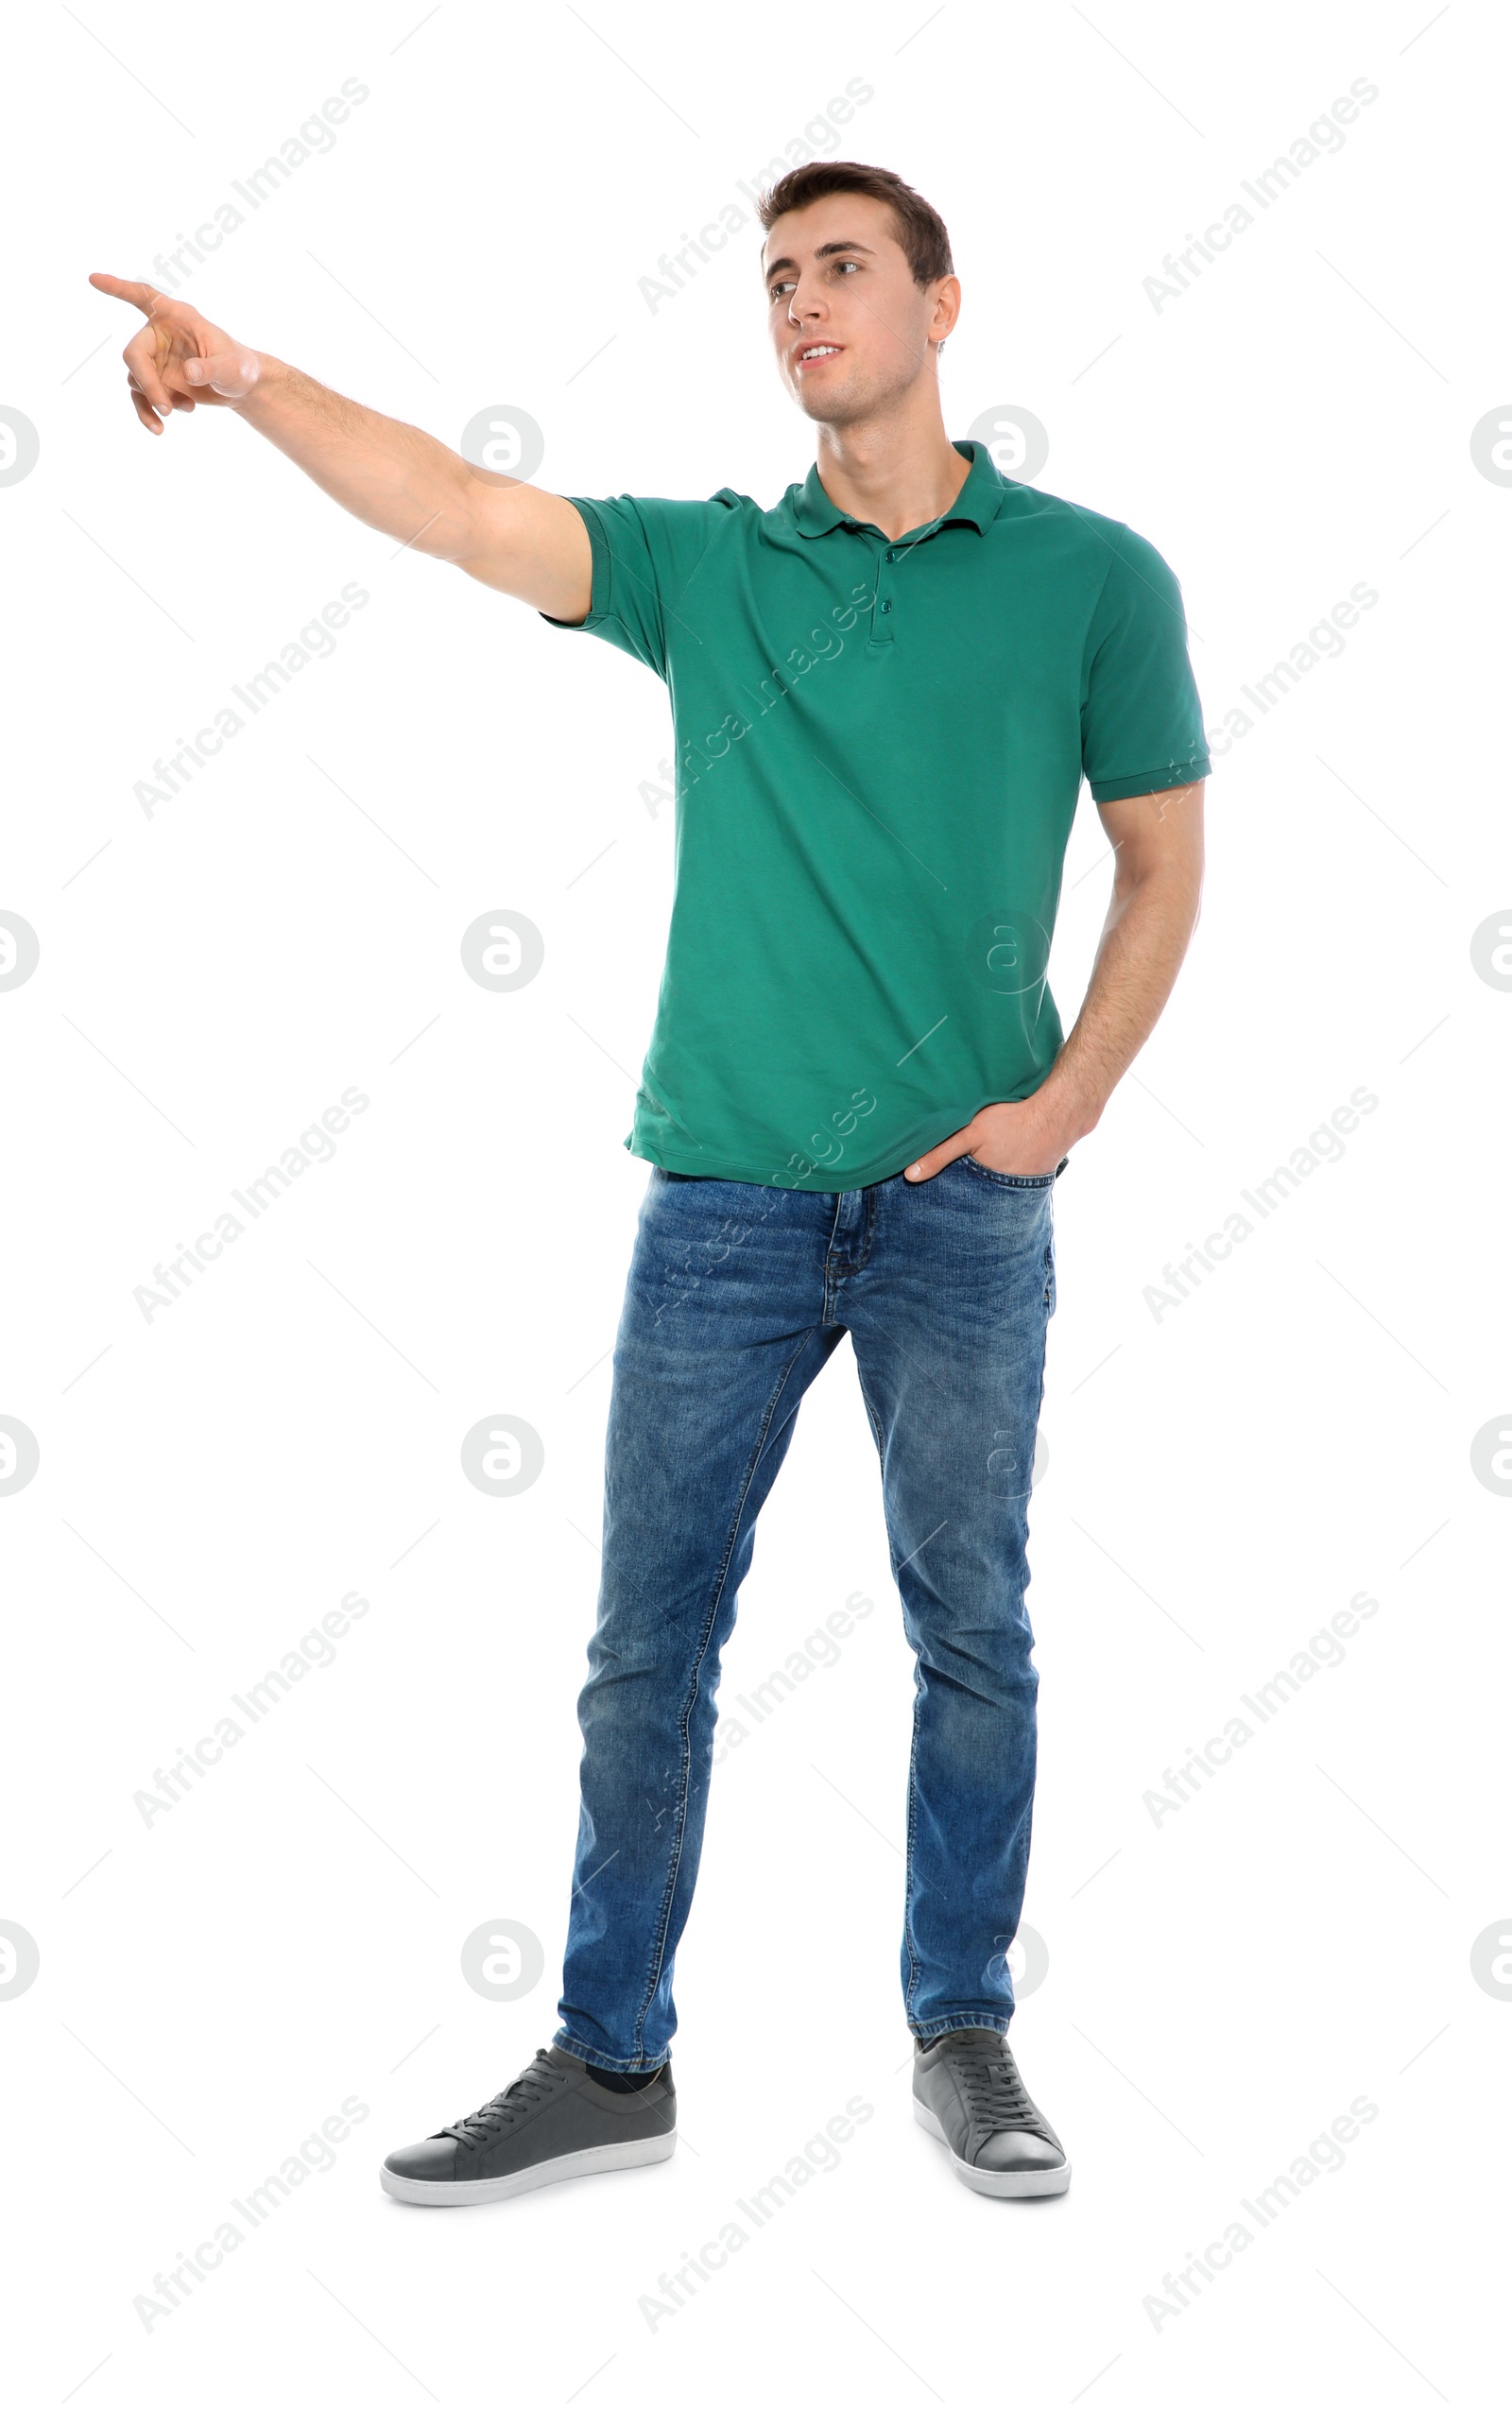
[811,401,971,542]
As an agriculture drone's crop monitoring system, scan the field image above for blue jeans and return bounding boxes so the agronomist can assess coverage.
[554,1154,1059,2071]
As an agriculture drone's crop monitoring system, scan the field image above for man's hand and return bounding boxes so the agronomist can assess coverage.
[90,275,262,433]
[904,1096,1072,1183]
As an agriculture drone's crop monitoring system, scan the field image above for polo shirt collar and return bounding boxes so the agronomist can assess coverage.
[790,438,1004,539]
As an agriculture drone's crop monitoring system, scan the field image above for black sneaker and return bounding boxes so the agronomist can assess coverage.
[913,2027,1070,2197]
[381,2044,676,2207]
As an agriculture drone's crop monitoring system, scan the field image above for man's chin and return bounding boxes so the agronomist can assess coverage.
[792,380,868,427]
[788,366,919,428]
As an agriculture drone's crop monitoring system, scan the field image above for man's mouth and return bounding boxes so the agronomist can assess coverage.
[795,343,843,370]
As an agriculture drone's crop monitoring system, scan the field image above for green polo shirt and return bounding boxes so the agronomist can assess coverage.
[547,439,1208,1189]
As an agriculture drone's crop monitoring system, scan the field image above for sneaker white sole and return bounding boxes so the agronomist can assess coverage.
[381,2130,677,2207]
[913,2098,1072,2197]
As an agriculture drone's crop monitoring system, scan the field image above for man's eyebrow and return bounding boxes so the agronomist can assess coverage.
[762,239,878,283]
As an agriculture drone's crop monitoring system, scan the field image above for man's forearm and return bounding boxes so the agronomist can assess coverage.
[94,275,594,614]
[1034,861,1203,1145]
[233,356,477,561]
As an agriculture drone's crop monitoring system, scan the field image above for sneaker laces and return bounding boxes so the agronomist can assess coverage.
[949,2034,1051,2136]
[440,2049,567,2150]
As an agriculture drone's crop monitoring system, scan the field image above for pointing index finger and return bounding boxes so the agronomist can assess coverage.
[89,273,170,319]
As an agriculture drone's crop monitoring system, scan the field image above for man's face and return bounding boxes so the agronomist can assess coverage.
[763,192,958,425]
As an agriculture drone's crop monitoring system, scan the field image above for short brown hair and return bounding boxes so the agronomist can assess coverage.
[757,162,954,287]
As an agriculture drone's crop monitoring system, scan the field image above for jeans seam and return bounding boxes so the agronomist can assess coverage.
[853,1351,923,2018]
[631,1331,821,2057]
[851,1185,879,1272]
[855,1361,887,1464]
[554,2030,671,2075]
[902,1657,925,2018]
[910,2014,1012,2041]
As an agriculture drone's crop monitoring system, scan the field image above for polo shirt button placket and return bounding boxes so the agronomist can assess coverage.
[868,540,896,652]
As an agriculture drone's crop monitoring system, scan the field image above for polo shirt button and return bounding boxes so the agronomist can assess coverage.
[879,599,893,614]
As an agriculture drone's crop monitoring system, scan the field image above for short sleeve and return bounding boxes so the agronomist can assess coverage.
[1080,525,1211,802]
[540,494,726,681]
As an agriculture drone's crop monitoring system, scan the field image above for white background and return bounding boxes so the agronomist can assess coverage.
[3,2,1507,2402]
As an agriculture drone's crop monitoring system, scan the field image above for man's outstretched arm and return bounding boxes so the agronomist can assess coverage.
[904,778,1206,1179]
[89,274,592,620]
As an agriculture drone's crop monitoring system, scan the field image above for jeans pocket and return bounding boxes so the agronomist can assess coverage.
[959,1153,1057,1189]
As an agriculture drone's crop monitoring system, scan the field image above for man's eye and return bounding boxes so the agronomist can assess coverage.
[769,281,796,301]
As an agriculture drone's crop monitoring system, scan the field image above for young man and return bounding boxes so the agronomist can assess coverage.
[94,161,1207,2206]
